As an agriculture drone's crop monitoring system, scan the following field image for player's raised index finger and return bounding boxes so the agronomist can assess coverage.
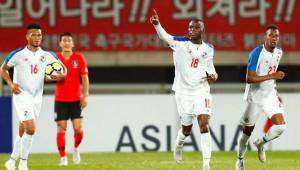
[153,9,158,16]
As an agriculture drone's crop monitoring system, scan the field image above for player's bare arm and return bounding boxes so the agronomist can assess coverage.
[246,70,285,83]
[0,63,22,94]
[150,9,160,25]
[80,75,89,109]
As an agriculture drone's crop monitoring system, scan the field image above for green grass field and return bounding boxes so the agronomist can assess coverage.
[1,151,300,170]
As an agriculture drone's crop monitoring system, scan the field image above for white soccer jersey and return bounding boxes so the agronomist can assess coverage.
[244,45,283,103]
[4,46,59,99]
[154,24,216,95]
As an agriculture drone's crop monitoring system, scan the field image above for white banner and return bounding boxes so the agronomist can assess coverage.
[12,93,300,153]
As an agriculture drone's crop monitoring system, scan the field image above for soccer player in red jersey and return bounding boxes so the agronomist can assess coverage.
[54,32,89,166]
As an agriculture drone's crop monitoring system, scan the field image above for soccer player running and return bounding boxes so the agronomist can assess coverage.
[54,32,89,166]
[150,10,217,170]
[235,25,286,170]
[1,23,65,170]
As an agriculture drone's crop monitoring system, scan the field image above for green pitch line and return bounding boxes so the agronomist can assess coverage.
[1,151,300,170]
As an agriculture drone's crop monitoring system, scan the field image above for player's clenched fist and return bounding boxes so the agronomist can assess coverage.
[271,71,285,80]
[150,9,159,25]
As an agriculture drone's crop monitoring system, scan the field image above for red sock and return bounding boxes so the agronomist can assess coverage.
[74,131,83,148]
[56,132,66,157]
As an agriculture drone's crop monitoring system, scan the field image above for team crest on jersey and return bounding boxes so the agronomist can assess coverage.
[40,56,46,62]
[72,60,78,68]
[202,52,207,58]
[24,111,28,117]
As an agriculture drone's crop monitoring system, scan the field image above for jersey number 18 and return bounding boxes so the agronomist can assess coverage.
[191,58,199,68]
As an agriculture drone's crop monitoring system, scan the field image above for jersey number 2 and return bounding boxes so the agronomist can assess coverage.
[191,58,199,68]
[31,64,38,74]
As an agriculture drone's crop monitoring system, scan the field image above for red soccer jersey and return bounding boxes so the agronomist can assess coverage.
[55,52,88,101]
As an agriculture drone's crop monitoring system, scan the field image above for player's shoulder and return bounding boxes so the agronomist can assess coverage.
[72,52,86,61]
[41,48,58,59]
[173,36,190,42]
[249,45,263,57]
[203,41,214,50]
[8,47,25,56]
[4,47,25,63]
[275,47,283,55]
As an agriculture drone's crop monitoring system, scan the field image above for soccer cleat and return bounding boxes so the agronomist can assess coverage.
[73,148,81,164]
[235,158,245,170]
[203,163,210,170]
[4,159,16,170]
[18,160,28,170]
[59,156,68,166]
[173,144,183,164]
[253,139,266,163]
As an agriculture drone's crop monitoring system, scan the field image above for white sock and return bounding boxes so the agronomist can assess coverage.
[175,128,187,146]
[20,133,34,160]
[10,135,22,161]
[262,124,286,144]
[237,133,250,159]
[200,132,212,165]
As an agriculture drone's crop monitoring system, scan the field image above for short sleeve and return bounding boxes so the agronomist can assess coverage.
[79,54,88,75]
[4,48,23,67]
[247,46,263,72]
[46,51,59,64]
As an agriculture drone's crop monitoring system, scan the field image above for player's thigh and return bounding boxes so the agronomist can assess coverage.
[175,93,196,126]
[14,102,35,122]
[193,93,212,116]
[13,92,36,121]
[240,102,261,126]
[33,101,42,119]
[69,101,83,120]
[54,101,70,121]
[262,94,285,120]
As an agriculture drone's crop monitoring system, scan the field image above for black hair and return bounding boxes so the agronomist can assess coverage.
[59,32,73,41]
[265,24,279,34]
[26,23,41,30]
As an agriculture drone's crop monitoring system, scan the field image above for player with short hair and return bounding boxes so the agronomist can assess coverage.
[1,23,65,170]
[150,10,217,170]
[54,32,89,166]
[235,25,286,170]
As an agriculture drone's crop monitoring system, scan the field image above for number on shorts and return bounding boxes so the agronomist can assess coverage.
[205,98,211,108]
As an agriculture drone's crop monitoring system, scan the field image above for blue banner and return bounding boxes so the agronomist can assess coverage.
[0,96,12,153]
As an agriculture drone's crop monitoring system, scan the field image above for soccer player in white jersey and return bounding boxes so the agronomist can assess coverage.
[150,10,217,170]
[235,25,286,170]
[1,23,66,170]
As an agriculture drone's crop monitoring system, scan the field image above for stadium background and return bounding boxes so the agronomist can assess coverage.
[0,0,299,165]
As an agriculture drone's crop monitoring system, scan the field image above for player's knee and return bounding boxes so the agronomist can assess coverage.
[57,124,67,132]
[200,124,209,133]
[26,128,35,135]
[182,129,191,136]
[243,126,254,136]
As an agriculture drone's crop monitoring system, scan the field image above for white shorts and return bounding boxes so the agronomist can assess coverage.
[240,92,285,126]
[13,91,42,122]
[175,92,212,126]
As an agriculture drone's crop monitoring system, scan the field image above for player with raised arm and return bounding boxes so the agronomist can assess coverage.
[150,10,217,170]
[1,23,65,170]
[54,32,89,166]
[235,25,286,170]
